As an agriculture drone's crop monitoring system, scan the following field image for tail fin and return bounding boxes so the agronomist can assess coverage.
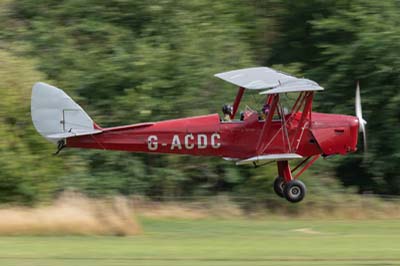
[31,82,102,143]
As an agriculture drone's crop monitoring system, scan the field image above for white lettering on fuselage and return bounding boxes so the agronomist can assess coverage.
[211,133,221,149]
[171,135,182,150]
[198,134,207,149]
[147,133,221,151]
[148,135,158,151]
[184,134,194,149]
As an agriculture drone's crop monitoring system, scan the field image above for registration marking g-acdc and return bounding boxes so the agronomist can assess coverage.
[147,133,221,151]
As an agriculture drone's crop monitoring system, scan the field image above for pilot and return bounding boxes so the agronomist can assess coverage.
[222,104,233,122]
[261,103,270,120]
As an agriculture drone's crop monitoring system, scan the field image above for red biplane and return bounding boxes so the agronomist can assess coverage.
[31,67,366,202]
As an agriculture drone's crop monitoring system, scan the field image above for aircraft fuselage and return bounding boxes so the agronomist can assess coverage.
[66,112,359,159]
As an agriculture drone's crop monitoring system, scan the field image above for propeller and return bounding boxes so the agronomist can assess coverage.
[355,81,367,153]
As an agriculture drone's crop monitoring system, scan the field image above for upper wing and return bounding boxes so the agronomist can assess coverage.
[260,78,323,94]
[214,67,296,90]
[214,67,323,93]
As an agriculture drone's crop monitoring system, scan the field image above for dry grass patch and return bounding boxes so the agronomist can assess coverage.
[0,192,141,236]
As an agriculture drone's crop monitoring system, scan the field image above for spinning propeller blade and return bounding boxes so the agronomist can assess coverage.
[355,81,367,153]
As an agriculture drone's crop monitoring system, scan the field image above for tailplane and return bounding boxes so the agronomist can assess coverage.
[31,82,102,143]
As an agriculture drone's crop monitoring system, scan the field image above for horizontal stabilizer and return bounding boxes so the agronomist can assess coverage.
[102,122,154,132]
[46,129,103,140]
[236,153,302,165]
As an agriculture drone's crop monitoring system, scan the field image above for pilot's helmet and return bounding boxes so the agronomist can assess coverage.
[222,104,233,115]
[262,103,270,114]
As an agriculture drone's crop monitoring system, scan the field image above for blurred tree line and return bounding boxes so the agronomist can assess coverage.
[0,0,399,204]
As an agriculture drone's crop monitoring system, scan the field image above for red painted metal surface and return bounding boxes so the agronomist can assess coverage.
[277,161,293,182]
[256,94,279,154]
[293,154,320,179]
[311,112,359,155]
[66,90,362,180]
[67,111,359,158]
[230,87,245,119]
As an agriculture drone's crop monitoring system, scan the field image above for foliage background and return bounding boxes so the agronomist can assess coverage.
[0,0,399,204]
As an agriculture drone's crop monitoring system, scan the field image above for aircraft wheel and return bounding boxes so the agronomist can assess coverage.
[284,180,306,203]
[273,176,285,198]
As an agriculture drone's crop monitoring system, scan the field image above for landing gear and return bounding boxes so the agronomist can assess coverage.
[283,180,306,203]
[273,177,306,203]
[274,160,312,203]
[273,176,285,198]
[54,139,66,155]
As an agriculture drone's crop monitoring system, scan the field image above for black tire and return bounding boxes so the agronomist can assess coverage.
[273,176,285,198]
[283,180,306,203]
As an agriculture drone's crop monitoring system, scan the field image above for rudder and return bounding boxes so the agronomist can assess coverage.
[31,82,101,143]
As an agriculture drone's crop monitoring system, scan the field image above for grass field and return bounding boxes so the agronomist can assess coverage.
[0,217,399,266]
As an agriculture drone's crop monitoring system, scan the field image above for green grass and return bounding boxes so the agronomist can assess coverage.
[0,217,399,265]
